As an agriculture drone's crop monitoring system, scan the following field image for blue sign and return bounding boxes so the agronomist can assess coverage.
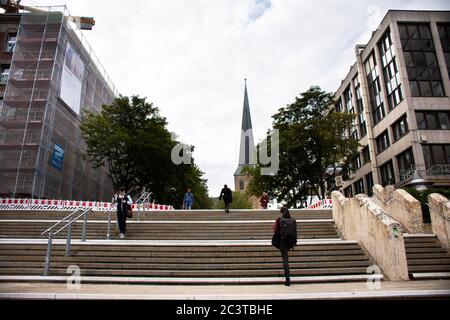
[50,144,64,170]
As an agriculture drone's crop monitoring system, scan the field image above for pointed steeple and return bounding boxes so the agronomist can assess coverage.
[234,79,255,177]
[241,79,253,131]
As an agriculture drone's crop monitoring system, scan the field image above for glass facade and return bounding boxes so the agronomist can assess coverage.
[0,10,117,200]
[365,52,385,125]
[399,23,445,97]
[391,114,409,141]
[422,144,450,165]
[380,160,395,186]
[376,130,390,154]
[353,75,367,138]
[437,23,450,80]
[378,29,403,110]
[397,148,415,182]
[416,111,450,129]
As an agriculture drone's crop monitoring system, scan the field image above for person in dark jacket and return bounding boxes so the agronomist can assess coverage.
[112,187,133,239]
[260,192,269,209]
[272,206,292,286]
[219,184,233,213]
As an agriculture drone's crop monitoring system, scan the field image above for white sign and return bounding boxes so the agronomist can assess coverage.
[60,42,84,115]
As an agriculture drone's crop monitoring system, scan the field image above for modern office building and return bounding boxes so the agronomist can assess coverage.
[332,10,450,197]
[0,6,117,200]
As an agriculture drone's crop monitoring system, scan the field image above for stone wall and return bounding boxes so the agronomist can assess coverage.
[332,191,409,281]
[428,193,450,252]
[372,185,424,234]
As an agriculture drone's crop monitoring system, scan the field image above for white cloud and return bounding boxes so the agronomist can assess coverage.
[21,0,450,196]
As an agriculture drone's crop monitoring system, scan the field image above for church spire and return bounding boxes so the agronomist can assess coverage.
[235,79,255,177]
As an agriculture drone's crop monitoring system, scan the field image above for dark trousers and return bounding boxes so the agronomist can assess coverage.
[117,210,127,234]
[224,202,230,213]
[280,245,290,281]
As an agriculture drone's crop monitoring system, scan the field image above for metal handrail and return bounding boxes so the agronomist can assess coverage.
[41,207,91,276]
[426,203,450,221]
[40,208,84,236]
[135,191,151,221]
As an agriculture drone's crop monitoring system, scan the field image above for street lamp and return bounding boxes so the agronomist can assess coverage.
[326,164,343,192]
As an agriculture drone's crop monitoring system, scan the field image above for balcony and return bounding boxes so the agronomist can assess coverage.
[397,165,450,188]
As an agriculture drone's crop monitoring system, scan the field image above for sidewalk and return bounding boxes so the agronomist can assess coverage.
[1,280,450,300]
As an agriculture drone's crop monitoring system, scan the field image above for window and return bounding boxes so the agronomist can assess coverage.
[350,154,362,170]
[380,160,396,186]
[397,148,415,181]
[0,65,10,85]
[376,130,390,154]
[422,144,450,165]
[353,75,367,138]
[344,86,358,139]
[365,172,374,196]
[362,145,371,164]
[398,23,445,97]
[438,23,450,80]
[378,30,403,110]
[344,186,353,198]
[335,98,342,112]
[415,111,450,129]
[365,52,385,125]
[354,179,364,195]
[239,181,245,190]
[391,114,409,141]
[5,33,17,53]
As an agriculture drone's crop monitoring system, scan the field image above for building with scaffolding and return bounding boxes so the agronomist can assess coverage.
[0,6,118,201]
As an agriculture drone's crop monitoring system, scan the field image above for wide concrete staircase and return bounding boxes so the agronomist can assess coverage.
[0,209,380,285]
[404,234,450,280]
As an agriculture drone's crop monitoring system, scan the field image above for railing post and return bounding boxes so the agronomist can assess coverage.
[43,231,53,276]
[81,209,89,242]
[107,210,111,240]
[65,222,72,256]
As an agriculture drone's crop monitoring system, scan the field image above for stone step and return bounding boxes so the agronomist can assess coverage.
[0,267,370,277]
[0,260,372,270]
[0,254,369,263]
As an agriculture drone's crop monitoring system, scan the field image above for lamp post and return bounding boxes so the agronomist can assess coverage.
[325,164,343,193]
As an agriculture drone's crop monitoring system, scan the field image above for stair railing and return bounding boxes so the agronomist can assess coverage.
[40,207,92,276]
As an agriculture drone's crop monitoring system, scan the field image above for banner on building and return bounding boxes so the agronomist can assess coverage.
[60,42,84,115]
[50,144,65,170]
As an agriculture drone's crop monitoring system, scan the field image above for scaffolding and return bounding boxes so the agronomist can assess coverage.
[0,6,117,201]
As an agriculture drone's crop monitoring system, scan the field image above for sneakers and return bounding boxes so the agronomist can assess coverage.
[119,233,125,239]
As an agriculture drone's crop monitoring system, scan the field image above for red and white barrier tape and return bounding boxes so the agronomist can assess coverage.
[0,198,174,211]
[307,199,333,209]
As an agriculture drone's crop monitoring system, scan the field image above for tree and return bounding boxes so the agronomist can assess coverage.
[80,95,210,207]
[246,86,359,208]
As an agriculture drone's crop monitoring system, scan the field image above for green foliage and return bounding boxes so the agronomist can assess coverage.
[210,192,253,209]
[246,86,360,208]
[404,187,450,223]
[80,95,209,207]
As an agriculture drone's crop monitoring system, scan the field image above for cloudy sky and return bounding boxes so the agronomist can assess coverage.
[22,0,450,196]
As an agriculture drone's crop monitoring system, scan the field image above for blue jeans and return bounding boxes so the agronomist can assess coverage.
[184,202,192,210]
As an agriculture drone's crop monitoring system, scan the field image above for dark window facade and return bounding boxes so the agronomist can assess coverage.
[438,23,450,80]
[362,145,371,164]
[0,64,10,85]
[344,186,353,198]
[239,181,245,190]
[350,154,362,170]
[365,172,374,196]
[399,23,445,97]
[365,52,385,125]
[353,75,367,137]
[422,144,450,165]
[391,114,409,141]
[378,29,403,110]
[376,130,390,154]
[354,179,364,195]
[335,98,342,112]
[5,33,17,53]
[344,86,358,140]
[416,111,450,129]
[397,148,415,181]
[380,160,396,186]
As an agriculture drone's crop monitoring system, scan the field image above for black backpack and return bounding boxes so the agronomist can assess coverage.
[280,218,297,250]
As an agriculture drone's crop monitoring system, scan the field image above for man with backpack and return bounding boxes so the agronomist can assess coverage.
[272,206,297,286]
[112,187,133,239]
